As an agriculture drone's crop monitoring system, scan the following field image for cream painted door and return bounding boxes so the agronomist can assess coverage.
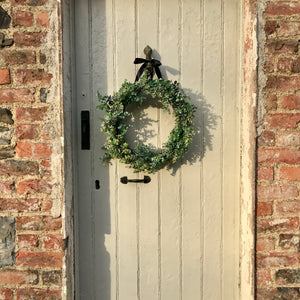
[74,0,242,299]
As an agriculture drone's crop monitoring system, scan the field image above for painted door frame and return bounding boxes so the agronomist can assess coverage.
[61,0,257,299]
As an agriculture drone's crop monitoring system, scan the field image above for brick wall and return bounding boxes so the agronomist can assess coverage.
[256,0,300,299]
[0,0,64,299]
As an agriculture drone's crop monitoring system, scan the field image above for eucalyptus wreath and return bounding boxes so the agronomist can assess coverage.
[97,74,196,173]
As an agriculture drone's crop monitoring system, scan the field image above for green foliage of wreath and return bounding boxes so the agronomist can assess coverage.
[97,74,196,173]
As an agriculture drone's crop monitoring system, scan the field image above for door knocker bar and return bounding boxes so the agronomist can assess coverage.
[120,176,151,184]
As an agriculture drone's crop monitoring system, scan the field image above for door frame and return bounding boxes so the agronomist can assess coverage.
[61,0,257,299]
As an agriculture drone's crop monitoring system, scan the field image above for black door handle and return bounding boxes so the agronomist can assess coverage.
[120,176,151,184]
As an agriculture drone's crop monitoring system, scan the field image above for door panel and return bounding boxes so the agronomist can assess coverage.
[74,0,241,299]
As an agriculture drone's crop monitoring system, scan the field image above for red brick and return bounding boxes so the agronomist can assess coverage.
[257,252,300,268]
[266,39,299,55]
[13,10,34,27]
[257,269,272,287]
[258,149,300,164]
[292,57,300,73]
[0,50,36,66]
[17,234,39,249]
[17,252,63,268]
[42,234,63,250]
[41,199,52,212]
[264,57,274,73]
[264,113,300,128]
[257,217,299,234]
[281,94,300,109]
[0,180,14,194]
[0,88,35,103]
[257,237,275,252]
[36,11,49,28]
[16,216,62,231]
[265,76,300,91]
[257,131,275,146]
[277,131,300,147]
[265,20,277,36]
[257,166,274,181]
[17,288,61,300]
[277,57,293,73]
[278,21,300,37]
[14,32,45,47]
[0,289,12,300]
[257,184,298,200]
[0,69,10,85]
[265,94,277,111]
[17,179,52,195]
[257,202,273,217]
[15,69,52,85]
[276,200,300,215]
[16,142,52,159]
[257,287,299,300]
[16,124,39,140]
[0,270,38,285]
[16,107,48,122]
[0,198,40,212]
[265,2,300,16]
[279,166,300,181]
[0,160,39,176]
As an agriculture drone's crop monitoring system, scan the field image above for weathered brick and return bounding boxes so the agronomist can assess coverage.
[265,20,277,36]
[42,234,63,250]
[13,10,33,27]
[0,148,14,159]
[42,271,62,287]
[0,198,40,212]
[277,57,293,73]
[257,166,274,181]
[12,0,48,5]
[257,237,275,252]
[17,288,61,300]
[257,269,272,287]
[266,39,299,55]
[276,200,300,215]
[257,288,300,300]
[0,108,13,124]
[265,94,277,111]
[16,216,62,231]
[277,131,300,147]
[17,251,63,268]
[258,149,300,164]
[257,217,299,234]
[264,57,275,73]
[278,21,300,37]
[265,76,300,91]
[0,288,12,300]
[36,11,49,28]
[257,252,300,268]
[265,1,300,16]
[0,217,15,267]
[279,166,300,181]
[41,198,52,212]
[257,130,275,146]
[17,234,38,249]
[276,269,300,284]
[257,184,298,200]
[15,69,52,85]
[16,124,39,140]
[0,50,36,66]
[0,88,35,103]
[257,201,273,217]
[17,179,52,195]
[16,142,52,159]
[0,69,10,85]
[0,270,38,285]
[279,234,300,250]
[0,180,14,193]
[0,160,39,176]
[13,32,45,47]
[264,113,300,128]
[16,107,48,122]
[292,57,300,73]
[281,94,300,110]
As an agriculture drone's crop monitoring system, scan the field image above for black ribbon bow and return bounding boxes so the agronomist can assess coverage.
[134,58,162,82]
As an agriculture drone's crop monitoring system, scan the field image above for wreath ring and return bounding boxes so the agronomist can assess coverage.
[97,73,196,174]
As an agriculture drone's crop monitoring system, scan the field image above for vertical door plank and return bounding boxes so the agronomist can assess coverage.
[222,0,241,299]
[114,1,138,299]
[137,1,160,299]
[202,0,223,299]
[159,1,181,299]
[75,0,93,298]
[180,0,202,299]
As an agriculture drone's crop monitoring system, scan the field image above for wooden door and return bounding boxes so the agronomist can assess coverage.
[74,0,242,299]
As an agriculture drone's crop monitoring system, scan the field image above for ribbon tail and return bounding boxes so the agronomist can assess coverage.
[135,62,147,82]
[155,66,162,79]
